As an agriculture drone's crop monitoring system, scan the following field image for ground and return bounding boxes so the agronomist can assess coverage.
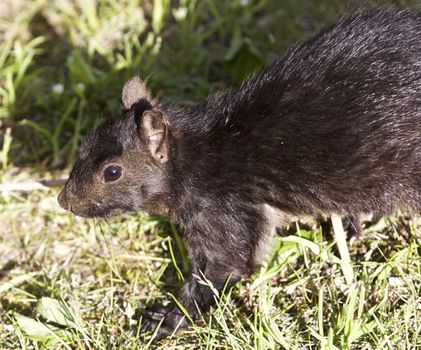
[0,1,420,349]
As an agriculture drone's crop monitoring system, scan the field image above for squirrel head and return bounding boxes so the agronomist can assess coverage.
[58,77,173,217]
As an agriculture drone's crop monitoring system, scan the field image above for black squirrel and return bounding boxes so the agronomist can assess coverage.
[58,10,421,338]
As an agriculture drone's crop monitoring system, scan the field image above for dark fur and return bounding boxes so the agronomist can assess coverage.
[58,10,421,338]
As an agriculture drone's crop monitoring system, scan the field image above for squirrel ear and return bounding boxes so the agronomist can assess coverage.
[140,110,169,163]
[122,76,153,110]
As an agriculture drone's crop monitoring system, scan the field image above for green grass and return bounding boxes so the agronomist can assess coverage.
[0,1,420,349]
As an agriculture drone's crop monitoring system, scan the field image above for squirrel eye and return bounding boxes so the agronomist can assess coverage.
[103,165,122,182]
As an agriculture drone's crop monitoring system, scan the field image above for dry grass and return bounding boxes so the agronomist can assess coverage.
[0,1,420,349]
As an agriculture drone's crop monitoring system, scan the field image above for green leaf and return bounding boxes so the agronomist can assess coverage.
[67,50,96,85]
[152,0,170,33]
[224,37,263,84]
[14,313,72,348]
[36,297,77,328]
[15,313,58,338]
[0,272,39,295]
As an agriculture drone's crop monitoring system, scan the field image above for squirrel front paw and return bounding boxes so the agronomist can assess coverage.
[139,304,190,339]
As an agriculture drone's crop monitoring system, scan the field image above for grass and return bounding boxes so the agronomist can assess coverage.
[0,0,420,349]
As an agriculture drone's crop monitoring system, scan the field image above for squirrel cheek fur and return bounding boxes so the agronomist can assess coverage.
[59,10,421,338]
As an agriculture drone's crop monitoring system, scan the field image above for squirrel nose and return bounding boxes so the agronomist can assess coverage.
[57,187,71,211]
